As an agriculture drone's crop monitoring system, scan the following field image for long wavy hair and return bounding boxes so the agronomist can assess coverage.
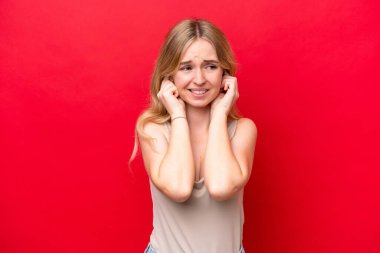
[128,18,241,168]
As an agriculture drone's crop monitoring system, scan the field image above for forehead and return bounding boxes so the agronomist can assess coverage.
[181,39,218,61]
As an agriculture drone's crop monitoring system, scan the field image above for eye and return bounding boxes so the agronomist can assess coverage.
[180,65,192,71]
[206,64,218,70]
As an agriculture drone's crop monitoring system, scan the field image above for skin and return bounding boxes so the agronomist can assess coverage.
[140,39,257,202]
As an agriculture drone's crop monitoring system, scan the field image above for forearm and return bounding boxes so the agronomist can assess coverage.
[158,118,195,199]
[203,114,243,199]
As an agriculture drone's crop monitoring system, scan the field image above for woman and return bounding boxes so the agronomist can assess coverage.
[130,18,257,253]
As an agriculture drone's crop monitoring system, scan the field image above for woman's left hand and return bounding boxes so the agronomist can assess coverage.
[211,73,239,118]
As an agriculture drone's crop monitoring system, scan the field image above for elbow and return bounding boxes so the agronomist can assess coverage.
[151,169,193,203]
[169,187,192,203]
[152,174,194,203]
[163,183,193,203]
[207,183,238,202]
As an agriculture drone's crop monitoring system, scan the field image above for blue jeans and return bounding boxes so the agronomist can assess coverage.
[144,243,245,253]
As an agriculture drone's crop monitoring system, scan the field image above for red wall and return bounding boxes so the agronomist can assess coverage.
[1,0,379,252]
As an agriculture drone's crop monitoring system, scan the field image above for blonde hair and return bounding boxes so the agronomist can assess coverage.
[128,18,241,169]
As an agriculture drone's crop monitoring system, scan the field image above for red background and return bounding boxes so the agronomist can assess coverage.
[1,0,380,252]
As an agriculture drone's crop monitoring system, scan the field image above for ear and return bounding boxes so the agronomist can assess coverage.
[223,69,231,76]
[220,73,225,89]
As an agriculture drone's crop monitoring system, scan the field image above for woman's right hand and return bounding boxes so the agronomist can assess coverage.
[157,77,186,118]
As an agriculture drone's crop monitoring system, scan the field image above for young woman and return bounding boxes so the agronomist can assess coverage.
[130,18,257,253]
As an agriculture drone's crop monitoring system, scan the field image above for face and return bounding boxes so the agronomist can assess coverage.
[172,39,224,108]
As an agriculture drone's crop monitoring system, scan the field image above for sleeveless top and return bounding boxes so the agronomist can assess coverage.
[148,119,245,253]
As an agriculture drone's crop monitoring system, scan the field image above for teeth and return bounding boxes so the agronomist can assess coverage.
[191,90,207,95]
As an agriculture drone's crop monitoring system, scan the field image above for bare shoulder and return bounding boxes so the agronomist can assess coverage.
[141,121,164,136]
[235,117,258,138]
[139,121,169,143]
[231,117,258,182]
[231,117,258,154]
[138,121,170,175]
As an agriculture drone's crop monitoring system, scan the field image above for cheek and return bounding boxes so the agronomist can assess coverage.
[213,70,224,86]
[173,74,191,87]
[213,75,223,88]
[219,77,224,87]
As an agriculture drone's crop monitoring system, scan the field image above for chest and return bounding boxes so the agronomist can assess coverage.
[190,134,208,180]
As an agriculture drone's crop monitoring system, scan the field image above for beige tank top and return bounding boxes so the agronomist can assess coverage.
[149,119,244,253]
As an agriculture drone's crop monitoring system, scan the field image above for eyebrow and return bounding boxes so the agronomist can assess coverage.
[179,60,220,65]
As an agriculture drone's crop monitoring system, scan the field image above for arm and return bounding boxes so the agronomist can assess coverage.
[139,78,195,203]
[139,119,195,203]
[203,116,257,201]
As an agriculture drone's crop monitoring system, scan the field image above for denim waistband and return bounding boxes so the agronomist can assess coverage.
[144,243,245,253]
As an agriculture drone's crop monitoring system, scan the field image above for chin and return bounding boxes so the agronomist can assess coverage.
[184,101,211,108]
[180,90,219,108]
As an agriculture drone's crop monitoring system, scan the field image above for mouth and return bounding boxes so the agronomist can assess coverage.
[188,89,208,95]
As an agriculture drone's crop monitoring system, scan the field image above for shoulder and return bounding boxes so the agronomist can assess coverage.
[137,121,171,151]
[235,117,258,137]
[141,121,165,135]
[139,121,168,140]
[231,117,258,151]
[138,121,170,172]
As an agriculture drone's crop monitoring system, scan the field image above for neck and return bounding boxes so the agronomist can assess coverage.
[185,104,211,132]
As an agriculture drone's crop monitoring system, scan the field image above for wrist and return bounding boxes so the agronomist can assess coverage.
[171,115,187,122]
[210,111,228,123]
[211,109,228,120]
[170,109,186,118]
[170,112,186,118]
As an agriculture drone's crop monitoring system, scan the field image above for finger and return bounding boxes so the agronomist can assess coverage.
[224,80,232,91]
[161,77,169,87]
[160,81,168,91]
[164,76,175,85]
[163,83,171,91]
[165,85,178,97]
[222,74,229,87]
[162,77,174,87]
[172,87,179,97]
[163,82,174,91]
[222,79,227,90]
[226,78,237,91]
[233,77,238,89]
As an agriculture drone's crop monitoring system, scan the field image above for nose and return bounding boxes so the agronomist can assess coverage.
[193,68,206,85]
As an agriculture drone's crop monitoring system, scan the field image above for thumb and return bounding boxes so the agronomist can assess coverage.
[179,97,186,105]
